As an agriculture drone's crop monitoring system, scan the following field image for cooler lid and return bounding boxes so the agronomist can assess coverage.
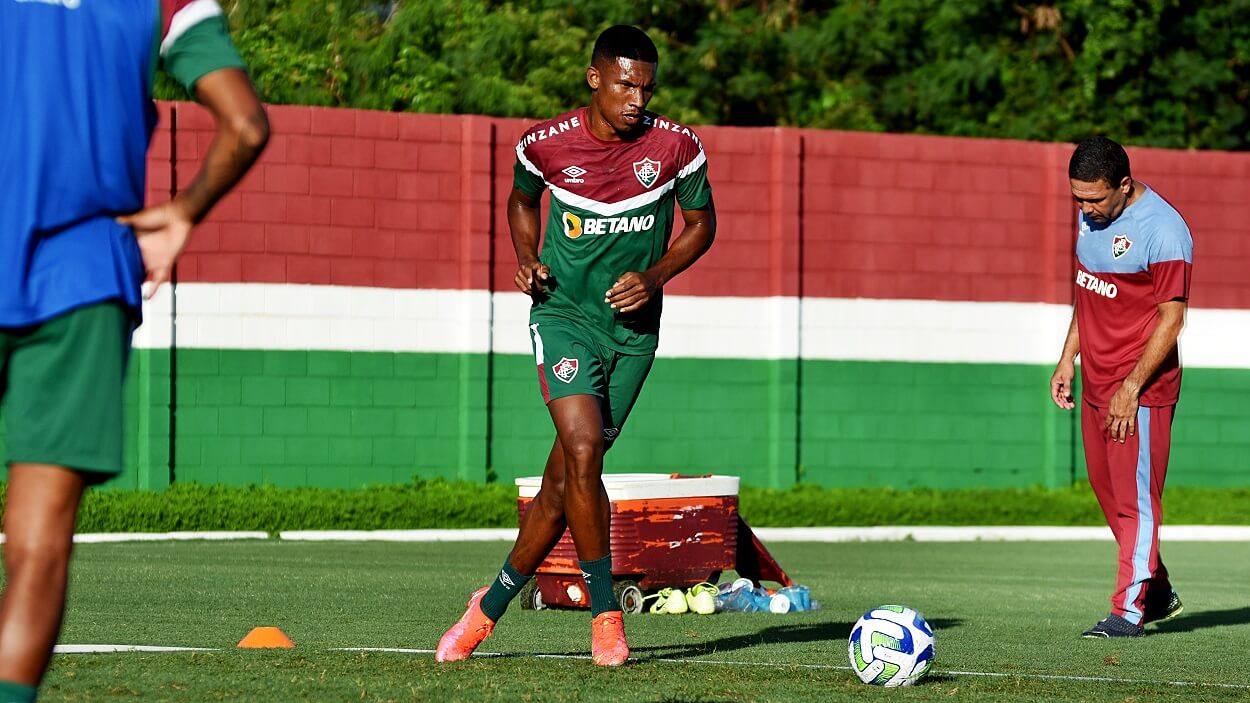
[515,472,740,500]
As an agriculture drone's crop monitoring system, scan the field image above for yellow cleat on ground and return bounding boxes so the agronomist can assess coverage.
[685,582,718,615]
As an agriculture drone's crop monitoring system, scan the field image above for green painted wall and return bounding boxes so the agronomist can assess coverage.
[799,361,1078,489]
[173,350,487,488]
[2,349,1247,489]
[0,348,171,490]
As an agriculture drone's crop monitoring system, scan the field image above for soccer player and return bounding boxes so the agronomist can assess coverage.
[436,25,715,666]
[1050,137,1191,638]
[0,2,268,698]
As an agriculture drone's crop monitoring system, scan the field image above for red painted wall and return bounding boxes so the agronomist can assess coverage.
[155,102,1250,310]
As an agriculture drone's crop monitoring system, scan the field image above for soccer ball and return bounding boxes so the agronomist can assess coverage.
[848,605,935,687]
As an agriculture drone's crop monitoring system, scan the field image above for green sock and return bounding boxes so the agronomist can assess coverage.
[0,680,36,703]
[580,554,618,617]
[480,559,531,622]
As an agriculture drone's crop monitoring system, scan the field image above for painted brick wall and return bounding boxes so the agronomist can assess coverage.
[173,350,480,487]
[7,102,1246,491]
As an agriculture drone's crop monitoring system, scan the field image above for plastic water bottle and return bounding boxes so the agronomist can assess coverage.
[776,585,811,611]
[721,586,762,612]
[768,593,791,613]
[750,587,774,611]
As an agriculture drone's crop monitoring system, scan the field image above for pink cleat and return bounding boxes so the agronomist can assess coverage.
[435,586,494,662]
[590,612,629,666]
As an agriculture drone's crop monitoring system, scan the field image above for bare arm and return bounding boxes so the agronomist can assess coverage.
[605,197,717,313]
[118,68,269,295]
[508,188,550,295]
[1105,300,1187,442]
[1050,308,1080,409]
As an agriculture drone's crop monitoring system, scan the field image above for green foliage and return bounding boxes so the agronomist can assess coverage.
[1,481,1244,532]
[739,483,1250,526]
[167,1,1250,149]
[70,480,517,533]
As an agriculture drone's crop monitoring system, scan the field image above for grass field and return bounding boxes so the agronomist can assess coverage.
[30,539,1250,701]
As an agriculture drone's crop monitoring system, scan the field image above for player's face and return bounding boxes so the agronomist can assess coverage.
[588,57,657,134]
[1070,176,1132,224]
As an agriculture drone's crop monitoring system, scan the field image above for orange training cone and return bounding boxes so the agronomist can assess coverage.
[237,626,295,649]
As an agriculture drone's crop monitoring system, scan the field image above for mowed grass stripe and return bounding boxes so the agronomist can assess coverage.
[36,540,1250,702]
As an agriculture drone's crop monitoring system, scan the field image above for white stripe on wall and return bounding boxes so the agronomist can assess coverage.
[132,283,1250,369]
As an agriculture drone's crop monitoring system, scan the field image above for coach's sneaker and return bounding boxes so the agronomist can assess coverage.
[591,611,629,666]
[436,586,494,662]
[685,583,718,615]
[1081,614,1144,638]
[1143,590,1184,625]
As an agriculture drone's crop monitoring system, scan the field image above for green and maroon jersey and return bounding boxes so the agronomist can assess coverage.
[513,107,712,354]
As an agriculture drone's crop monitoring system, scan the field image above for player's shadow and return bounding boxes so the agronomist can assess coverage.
[628,617,963,662]
[1151,607,1250,634]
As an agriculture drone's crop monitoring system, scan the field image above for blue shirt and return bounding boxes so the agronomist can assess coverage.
[0,0,244,327]
[0,0,159,326]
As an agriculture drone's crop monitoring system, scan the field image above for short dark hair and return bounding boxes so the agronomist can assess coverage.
[1069,136,1131,186]
[592,25,657,66]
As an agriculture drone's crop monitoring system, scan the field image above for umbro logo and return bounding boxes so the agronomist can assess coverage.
[581,571,592,581]
[500,570,516,589]
[562,165,586,184]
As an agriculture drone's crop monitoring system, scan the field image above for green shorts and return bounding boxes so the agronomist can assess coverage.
[528,319,654,447]
[1,302,132,481]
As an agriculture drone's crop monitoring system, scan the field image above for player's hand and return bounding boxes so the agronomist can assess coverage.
[116,200,195,299]
[515,259,550,297]
[605,271,661,314]
[1050,359,1076,410]
[1105,382,1140,443]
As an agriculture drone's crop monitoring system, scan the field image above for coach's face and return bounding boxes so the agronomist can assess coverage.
[1070,176,1132,224]
[587,57,656,135]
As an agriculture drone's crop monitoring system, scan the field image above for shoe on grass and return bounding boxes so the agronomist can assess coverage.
[591,612,629,666]
[1143,590,1183,625]
[436,586,494,662]
[644,588,689,614]
[1081,614,1144,638]
[685,582,718,615]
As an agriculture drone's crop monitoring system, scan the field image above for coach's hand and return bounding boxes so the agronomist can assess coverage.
[516,259,550,296]
[1050,360,1076,410]
[605,271,661,314]
[1105,382,1140,443]
[118,200,195,299]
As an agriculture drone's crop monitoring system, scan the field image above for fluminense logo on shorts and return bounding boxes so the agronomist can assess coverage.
[553,357,579,383]
[562,213,655,238]
[1075,270,1118,298]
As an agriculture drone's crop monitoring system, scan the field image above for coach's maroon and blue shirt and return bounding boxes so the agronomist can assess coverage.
[1074,186,1193,407]
[513,108,712,354]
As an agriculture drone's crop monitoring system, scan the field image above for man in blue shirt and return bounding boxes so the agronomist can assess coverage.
[0,1,268,698]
